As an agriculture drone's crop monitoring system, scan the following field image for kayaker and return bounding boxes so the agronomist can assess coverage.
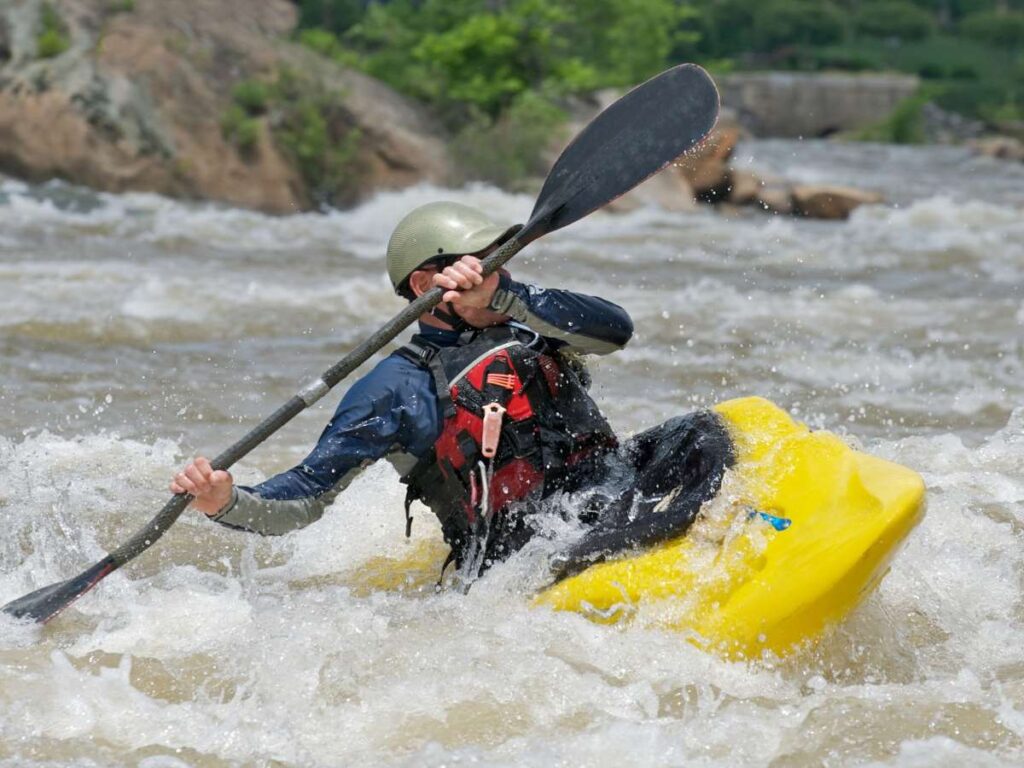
[172,202,732,580]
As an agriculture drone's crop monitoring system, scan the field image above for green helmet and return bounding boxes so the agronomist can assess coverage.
[385,201,517,293]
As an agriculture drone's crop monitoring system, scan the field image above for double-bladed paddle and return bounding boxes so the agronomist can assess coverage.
[3,63,719,624]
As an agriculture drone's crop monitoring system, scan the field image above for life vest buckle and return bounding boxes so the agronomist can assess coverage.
[485,373,517,390]
[481,403,507,458]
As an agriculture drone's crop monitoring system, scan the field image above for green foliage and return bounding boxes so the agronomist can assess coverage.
[685,0,753,57]
[107,0,136,13]
[855,91,930,143]
[283,0,1023,166]
[801,33,1020,118]
[296,0,364,36]
[855,2,935,40]
[452,92,567,186]
[751,0,845,50]
[269,67,364,207]
[221,67,364,201]
[564,0,694,88]
[232,80,269,115]
[961,11,1024,48]
[298,27,343,58]
[221,105,261,156]
[984,100,1024,123]
[341,0,690,120]
[950,65,979,79]
[36,4,70,59]
[222,80,271,157]
[297,27,362,67]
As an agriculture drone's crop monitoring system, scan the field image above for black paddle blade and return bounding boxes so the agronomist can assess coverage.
[525,64,719,239]
[2,556,117,623]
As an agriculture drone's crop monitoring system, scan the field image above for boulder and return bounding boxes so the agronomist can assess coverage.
[606,167,697,213]
[756,183,794,215]
[791,185,883,219]
[0,0,452,213]
[969,136,1024,163]
[554,98,745,209]
[718,72,920,138]
[728,169,764,205]
[676,124,739,197]
[920,102,984,144]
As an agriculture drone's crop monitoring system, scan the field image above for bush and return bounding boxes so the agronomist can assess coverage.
[856,91,929,144]
[950,65,978,79]
[961,11,1024,48]
[232,80,269,115]
[935,78,1017,118]
[344,0,686,122]
[221,105,261,156]
[983,100,1024,123]
[697,0,757,57]
[269,68,364,207]
[752,0,845,50]
[296,0,364,36]
[36,4,69,59]
[855,2,935,40]
[452,92,567,186]
[298,27,343,58]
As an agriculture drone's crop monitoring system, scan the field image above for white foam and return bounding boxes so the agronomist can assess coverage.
[3,143,1024,765]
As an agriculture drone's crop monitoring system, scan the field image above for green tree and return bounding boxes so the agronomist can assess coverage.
[855,1,936,39]
[342,0,690,120]
[752,0,846,50]
[692,0,757,56]
[961,10,1024,47]
[296,0,364,36]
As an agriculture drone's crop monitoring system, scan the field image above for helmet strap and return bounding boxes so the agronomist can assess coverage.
[431,302,471,333]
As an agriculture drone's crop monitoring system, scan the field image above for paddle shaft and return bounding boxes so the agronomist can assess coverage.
[109,235,532,566]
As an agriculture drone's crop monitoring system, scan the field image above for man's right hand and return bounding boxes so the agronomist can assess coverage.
[170,456,233,517]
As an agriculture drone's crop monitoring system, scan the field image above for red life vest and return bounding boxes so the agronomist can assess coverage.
[397,325,617,573]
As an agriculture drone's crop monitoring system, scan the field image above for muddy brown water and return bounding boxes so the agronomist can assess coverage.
[1,140,1023,767]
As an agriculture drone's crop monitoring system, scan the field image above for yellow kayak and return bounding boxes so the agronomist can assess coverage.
[535,397,926,659]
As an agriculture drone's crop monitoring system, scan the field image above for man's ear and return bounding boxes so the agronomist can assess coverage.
[408,269,433,298]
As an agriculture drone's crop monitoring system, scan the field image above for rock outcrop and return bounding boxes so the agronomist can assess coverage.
[564,95,883,220]
[719,72,920,138]
[969,135,1024,163]
[791,185,883,219]
[920,102,985,144]
[603,109,743,213]
[676,117,742,202]
[0,0,452,213]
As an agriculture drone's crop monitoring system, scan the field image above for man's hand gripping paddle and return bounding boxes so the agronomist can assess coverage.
[3,64,719,624]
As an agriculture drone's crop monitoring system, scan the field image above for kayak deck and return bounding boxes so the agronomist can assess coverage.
[535,397,926,659]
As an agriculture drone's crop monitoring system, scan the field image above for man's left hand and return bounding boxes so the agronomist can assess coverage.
[432,255,507,327]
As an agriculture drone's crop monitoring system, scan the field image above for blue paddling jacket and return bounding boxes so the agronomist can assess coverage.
[211,275,633,535]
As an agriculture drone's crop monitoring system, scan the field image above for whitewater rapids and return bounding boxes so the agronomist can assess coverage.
[1,140,1023,766]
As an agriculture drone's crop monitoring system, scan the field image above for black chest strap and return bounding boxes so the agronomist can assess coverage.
[396,339,456,419]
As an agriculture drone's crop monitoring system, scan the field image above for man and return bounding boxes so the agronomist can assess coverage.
[172,202,731,582]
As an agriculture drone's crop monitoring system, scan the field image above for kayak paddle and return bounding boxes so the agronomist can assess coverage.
[3,63,719,624]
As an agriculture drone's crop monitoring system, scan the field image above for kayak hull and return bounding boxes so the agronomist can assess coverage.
[535,397,926,659]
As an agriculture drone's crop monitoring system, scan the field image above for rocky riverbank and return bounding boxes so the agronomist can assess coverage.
[605,113,884,220]
[0,0,451,213]
[4,1,1011,219]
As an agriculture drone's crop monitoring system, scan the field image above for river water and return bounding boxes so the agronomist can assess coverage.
[1,140,1022,766]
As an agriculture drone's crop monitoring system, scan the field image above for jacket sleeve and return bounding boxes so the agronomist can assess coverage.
[487,274,633,355]
[211,357,439,535]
